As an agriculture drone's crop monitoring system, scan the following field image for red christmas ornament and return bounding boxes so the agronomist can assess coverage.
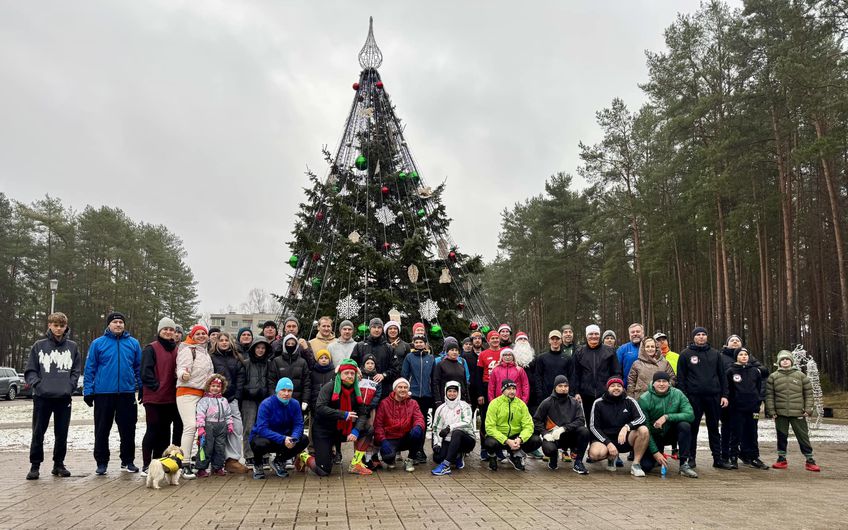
[352,82,360,90]
[381,186,389,195]
[470,321,479,330]
[382,242,391,251]
[448,251,457,262]
[457,303,465,310]
[316,211,325,221]
[311,252,321,262]
[376,81,384,89]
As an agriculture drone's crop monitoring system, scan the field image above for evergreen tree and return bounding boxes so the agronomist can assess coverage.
[278,19,497,341]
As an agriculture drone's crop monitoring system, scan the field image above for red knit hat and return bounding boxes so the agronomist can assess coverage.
[606,377,624,388]
[486,330,499,342]
[188,324,208,337]
[412,322,425,335]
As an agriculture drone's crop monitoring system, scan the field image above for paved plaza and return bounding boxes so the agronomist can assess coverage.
[1,398,845,529]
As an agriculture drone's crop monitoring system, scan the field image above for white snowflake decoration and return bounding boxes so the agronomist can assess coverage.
[336,295,361,320]
[418,298,439,321]
[375,205,397,226]
[792,344,825,429]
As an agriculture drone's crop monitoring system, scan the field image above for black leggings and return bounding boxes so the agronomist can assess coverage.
[433,430,476,463]
[312,428,372,476]
[142,403,181,467]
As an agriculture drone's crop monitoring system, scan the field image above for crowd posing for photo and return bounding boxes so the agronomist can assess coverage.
[23,312,821,482]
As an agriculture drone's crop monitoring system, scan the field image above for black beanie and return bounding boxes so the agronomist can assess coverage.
[554,374,569,386]
[653,371,670,382]
[691,326,708,340]
[106,311,126,326]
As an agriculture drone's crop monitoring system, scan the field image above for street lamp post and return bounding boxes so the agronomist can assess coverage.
[50,278,58,313]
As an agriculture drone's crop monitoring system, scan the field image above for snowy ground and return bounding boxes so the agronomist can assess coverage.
[2,396,847,453]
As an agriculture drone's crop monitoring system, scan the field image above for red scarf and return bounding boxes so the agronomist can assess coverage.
[337,385,354,435]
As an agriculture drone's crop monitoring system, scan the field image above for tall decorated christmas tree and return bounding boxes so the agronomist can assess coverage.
[276,18,498,341]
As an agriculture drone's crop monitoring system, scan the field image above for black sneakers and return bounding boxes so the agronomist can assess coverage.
[26,465,39,480]
[51,464,71,477]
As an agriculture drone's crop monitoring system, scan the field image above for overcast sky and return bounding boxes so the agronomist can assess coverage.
[0,1,723,312]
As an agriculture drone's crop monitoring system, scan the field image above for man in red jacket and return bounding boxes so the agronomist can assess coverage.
[374,378,425,472]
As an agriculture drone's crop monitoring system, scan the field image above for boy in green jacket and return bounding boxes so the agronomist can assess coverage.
[483,379,541,471]
[637,372,698,478]
[765,350,820,472]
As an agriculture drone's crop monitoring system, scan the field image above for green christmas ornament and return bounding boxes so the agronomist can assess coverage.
[429,324,442,336]
[410,171,419,181]
[416,208,426,218]
[288,255,299,268]
[358,323,368,334]
[398,171,407,181]
[355,155,368,170]
[481,325,491,334]
[311,277,322,289]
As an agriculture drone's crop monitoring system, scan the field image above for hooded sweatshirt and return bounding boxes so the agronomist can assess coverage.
[309,331,337,357]
[309,359,336,410]
[431,382,475,447]
[533,384,585,434]
[328,335,356,367]
[242,337,272,402]
[626,348,676,400]
[727,362,765,413]
[677,343,727,398]
[589,390,646,445]
[25,328,82,399]
[267,334,311,404]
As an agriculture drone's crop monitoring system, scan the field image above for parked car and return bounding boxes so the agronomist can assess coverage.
[16,373,33,398]
[0,367,21,400]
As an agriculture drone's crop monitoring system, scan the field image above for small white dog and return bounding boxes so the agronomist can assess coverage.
[145,444,184,489]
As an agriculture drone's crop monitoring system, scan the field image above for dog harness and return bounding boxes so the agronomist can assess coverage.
[158,454,183,473]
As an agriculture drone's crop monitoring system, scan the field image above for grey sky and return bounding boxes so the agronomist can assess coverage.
[1,1,716,313]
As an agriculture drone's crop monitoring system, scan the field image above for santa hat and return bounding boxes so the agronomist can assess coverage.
[515,331,529,342]
[498,324,512,333]
[486,330,499,342]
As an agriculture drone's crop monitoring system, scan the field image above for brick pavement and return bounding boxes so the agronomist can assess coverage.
[1,439,845,530]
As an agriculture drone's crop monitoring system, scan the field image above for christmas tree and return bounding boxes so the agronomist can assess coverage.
[276,18,498,341]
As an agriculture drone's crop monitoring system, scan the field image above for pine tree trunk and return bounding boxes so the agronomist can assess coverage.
[629,212,646,325]
[716,195,733,336]
[813,119,848,368]
[771,105,797,343]
[674,240,686,343]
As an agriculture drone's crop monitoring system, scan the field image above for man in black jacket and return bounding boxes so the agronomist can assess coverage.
[572,325,621,421]
[24,312,81,480]
[587,377,650,476]
[533,375,589,474]
[677,326,732,470]
[535,330,573,403]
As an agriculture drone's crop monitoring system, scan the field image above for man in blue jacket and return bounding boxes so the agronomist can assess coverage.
[250,377,308,479]
[84,311,142,475]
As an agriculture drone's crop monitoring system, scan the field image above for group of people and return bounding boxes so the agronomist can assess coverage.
[22,311,820,483]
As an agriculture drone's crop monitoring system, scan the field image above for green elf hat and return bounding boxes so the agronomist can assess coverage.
[332,359,363,404]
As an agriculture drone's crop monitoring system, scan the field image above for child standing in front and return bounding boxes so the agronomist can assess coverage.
[765,350,820,472]
[360,353,383,469]
[195,374,234,477]
[726,348,768,469]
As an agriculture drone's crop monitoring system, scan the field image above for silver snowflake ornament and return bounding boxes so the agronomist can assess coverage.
[336,294,361,320]
[418,298,439,321]
[375,205,397,225]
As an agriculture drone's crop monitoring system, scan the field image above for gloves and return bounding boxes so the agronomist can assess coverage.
[438,426,450,439]
[432,444,441,455]
[410,425,424,440]
[543,426,564,442]
[380,440,393,455]
[227,424,234,434]
[197,427,206,437]
[302,402,308,412]
[84,395,94,408]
